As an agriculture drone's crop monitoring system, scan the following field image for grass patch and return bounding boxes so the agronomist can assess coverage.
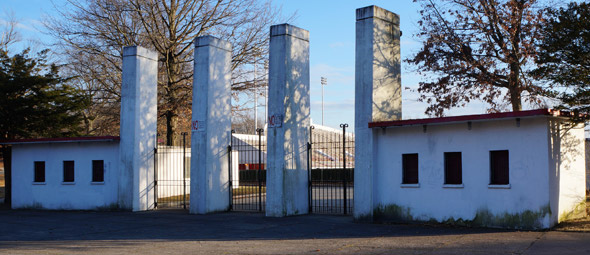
[157,187,266,202]
[159,194,189,203]
[233,186,266,196]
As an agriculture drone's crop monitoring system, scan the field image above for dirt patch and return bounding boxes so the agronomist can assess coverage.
[554,199,590,232]
[555,217,590,232]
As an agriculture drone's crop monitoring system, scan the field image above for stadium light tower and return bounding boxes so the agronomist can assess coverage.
[321,77,327,126]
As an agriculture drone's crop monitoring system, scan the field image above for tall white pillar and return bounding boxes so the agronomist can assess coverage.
[190,35,232,214]
[119,46,158,211]
[354,6,402,220]
[266,24,310,217]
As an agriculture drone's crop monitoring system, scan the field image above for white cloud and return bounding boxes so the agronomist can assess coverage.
[0,18,35,32]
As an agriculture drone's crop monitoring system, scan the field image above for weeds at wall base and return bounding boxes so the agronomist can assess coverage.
[372,203,553,230]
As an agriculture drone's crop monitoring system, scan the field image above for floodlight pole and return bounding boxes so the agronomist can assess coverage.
[254,63,257,131]
[321,77,327,126]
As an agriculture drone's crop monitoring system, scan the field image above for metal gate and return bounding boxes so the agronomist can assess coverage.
[308,124,354,214]
[154,133,190,210]
[229,129,266,212]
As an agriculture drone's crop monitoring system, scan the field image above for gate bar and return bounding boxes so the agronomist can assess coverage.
[182,132,187,210]
[340,123,349,215]
[228,130,234,211]
[308,126,314,213]
[154,134,159,209]
[257,128,264,212]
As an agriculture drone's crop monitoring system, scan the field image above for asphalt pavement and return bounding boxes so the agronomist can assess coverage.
[0,209,589,254]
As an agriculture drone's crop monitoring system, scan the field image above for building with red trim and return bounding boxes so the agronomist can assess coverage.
[2,137,121,210]
[363,109,585,228]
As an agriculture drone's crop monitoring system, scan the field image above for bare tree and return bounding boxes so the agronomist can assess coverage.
[0,12,20,51]
[45,0,288,144]
[232,113,265,134]
[408,0,547,116]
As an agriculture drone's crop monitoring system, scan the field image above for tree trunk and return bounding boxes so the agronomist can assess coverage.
[165,111,177,146]
[508,62,522,112]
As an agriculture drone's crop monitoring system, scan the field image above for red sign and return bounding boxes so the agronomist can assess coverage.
[191,120,205,132]
[268,114,283,128]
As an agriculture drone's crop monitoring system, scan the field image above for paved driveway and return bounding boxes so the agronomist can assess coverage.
[0,209,589,254]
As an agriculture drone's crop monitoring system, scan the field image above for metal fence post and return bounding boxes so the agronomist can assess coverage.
[182,132,187,210]
[308,126,314,213]
[229,130,235,211]
[256,128,264,212]
[340,123,348,215]
[154,133,159,209]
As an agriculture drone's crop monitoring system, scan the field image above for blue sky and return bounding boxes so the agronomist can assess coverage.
[269,0,492,129]
[2,0,496,130]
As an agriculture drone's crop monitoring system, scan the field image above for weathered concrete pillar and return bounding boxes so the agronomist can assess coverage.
[190,36,232,214]
[354,6,402,220]
[119,46,158,211]
[266,24,310,217]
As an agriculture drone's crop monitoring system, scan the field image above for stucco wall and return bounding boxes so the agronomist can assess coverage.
[156,146,190,198]
[11,141,120,210]
[547,120,586,225]
[372,117,553,228]
[585,139,590,192]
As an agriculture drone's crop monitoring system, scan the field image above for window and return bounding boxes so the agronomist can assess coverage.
[63,161,75,182]
[444,152,462,184]
[402,153,418,184]
[34,161,45,183]
[92,160,104,182]
[490,150,509,185]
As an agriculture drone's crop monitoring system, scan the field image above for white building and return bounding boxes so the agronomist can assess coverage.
[365,109,586,229]
[8,137,120,210]
[352,5,587,229]
[0,5,587,230]
[2,46,158,211]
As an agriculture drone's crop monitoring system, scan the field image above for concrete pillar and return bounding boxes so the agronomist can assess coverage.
[354,6,402,220]
[190,35,232,214]
[266,24,310,217]
[119,46,158,211]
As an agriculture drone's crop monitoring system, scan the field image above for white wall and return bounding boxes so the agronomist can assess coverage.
[266,24,310,217]
[232,134,267,165]
[156,146,190,198]
[548,120,586,226]
[354,6,402,220]
[191,36,232,214]
[372,117,554,228]
[11,141,119,210]
[119,46,158,211]
[585,139,590,192]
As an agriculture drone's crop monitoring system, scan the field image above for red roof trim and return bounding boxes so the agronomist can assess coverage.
[368,109,566,128]
[0,136,120,144]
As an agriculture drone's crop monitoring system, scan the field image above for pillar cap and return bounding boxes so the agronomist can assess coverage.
[356,5,399,25]
[270,24,309,41]
[194,35,232,51]
[123,46,158,61]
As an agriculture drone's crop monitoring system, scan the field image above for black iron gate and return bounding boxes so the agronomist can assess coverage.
[229,129,266,212]
[308,124,354,214]
[154,132,189,210]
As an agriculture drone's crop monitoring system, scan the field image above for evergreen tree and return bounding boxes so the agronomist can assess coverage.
[0,48,90,139]
[534,2,590,118]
